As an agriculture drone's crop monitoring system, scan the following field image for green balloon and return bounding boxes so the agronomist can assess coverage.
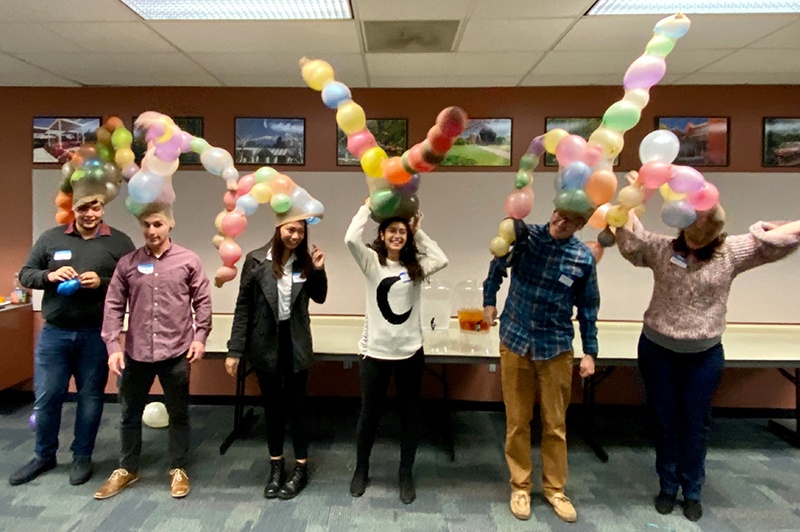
[645,35,675,58]
[125,197,146,217]
[190,137,210,154]
[96,144,113,162]
[518,154,538,172]
[370,189,401,219]
[554,189,594,215]
[515,170,533,189]
[271,193,292,214]
[70,169,86,182]
[111,127,133,149]
[602,100,641,133]
[255,166,278,184]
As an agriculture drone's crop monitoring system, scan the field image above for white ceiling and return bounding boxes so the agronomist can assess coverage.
[0,0,798,87]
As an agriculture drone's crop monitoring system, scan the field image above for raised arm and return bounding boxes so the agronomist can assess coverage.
[730,220,800,275]
[414,228,448,277]
[344,204,376,275]
[616,212,661,268]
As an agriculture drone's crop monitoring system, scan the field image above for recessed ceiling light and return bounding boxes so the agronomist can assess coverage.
[587,0,800,15]
[121,0,353,20]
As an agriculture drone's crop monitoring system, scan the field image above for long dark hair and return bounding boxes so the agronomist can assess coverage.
[672,231,727,262]
[270,221,313,279]
[368,217,426,283]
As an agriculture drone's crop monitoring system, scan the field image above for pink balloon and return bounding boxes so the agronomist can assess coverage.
[583,144,603,167]
[504,187,534,219]
[347,129,378,159]
[220,211,247,238]
[639,161,672,189]
[122,163,139,181]
[623,55,667,90]
[687,182,720,211]
[223,191,237,211]
[219,239,242,267]
[214,265,237,286]
[668,165,705,193]
[555,134,587,167]
[237,174,255,196]
[180,131,193,153]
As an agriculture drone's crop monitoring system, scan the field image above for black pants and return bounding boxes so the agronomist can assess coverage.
[255,320,310,460]
[355,348,424,471]
[119,354,190,472]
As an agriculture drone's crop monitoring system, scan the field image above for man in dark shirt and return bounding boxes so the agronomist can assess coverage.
[11,195,135,487]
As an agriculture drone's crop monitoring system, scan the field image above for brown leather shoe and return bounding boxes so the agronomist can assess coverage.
[546,492,577,523]
[94,469,139,500]
[510,490,531,520]
[169,468,190,498]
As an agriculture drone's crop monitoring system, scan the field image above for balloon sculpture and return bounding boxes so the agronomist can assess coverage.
[211,167,325,287]
[490,13,692,258]
[299,56,468,221]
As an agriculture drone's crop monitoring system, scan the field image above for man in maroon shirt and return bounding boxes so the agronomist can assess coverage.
[95,204,211,500]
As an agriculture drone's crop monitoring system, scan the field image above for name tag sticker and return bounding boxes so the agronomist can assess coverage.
[670,254,688,269]
[137,263,154,275]
[558,274,574,287]
[54,250,72,261]
[399,271,411,283]
[292,271,306,283]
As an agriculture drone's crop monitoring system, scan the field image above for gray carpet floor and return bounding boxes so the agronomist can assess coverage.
[1,396,799,531]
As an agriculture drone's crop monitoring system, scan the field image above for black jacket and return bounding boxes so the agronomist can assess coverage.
[226,243,327,373]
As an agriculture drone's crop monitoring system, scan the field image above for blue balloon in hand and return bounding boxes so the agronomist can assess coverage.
[57,278,80,296]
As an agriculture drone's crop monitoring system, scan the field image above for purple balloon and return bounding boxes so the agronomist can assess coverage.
[527,135,546,157]
[668,166,705,193]
[28,412,36,431]
[624,55,667,90]
[393,173,420,196]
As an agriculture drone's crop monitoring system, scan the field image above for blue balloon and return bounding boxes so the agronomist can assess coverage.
[236,194,259,215]
[128,170,164,203]
[321,81,352,109]
[561,161,591,189]
[57,278,80,296]
[661,200,697,229]
[306,217,321,225]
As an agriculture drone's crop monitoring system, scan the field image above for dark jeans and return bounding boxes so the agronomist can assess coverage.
[118,354,190,472]
[638,333,724,500]
[356,348,424,471]
[33,323,108,461]
[254,320,310,460]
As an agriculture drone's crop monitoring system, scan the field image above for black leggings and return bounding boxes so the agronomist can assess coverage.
[355,348,424,471]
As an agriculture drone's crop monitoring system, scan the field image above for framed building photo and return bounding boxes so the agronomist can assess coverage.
[763,118,800,167]
[440,118,512,167]
[235,118,305,165]
[33,117,100,164]
[656,117,729,166]
[337,118,407,166]
[132,116,204,165]
[544,117,603,167]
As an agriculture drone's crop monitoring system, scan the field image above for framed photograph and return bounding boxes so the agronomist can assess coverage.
[235,118,305,165]
[544,117,609,167]
[337,118,407,166]
[132,116,204,165]
[656,117,729,166]
[763,118,800,167]
[33,117,100,164]
[440,118,512,167]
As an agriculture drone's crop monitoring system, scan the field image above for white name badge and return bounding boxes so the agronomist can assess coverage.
[670,254,688,269]
[558,274,574,287]
[138,263,154,275]
[54,250,72,261]
[399,271,411,283]
[292,271,306,283]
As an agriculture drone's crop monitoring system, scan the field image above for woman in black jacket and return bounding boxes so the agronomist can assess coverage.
[225,218,327,500]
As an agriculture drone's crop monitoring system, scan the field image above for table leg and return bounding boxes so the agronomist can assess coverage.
[578,373,609,463]
[767,368,800,447]
[219,359,257,455]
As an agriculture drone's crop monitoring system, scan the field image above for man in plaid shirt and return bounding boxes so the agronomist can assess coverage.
[483,208,599,524]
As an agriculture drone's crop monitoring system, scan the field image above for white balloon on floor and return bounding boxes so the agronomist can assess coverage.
[143,401,169,428]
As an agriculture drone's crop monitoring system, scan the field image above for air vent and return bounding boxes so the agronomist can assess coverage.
[363,20,460,53]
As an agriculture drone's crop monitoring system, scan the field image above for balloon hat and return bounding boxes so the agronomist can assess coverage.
[212,167,324,287]
[490,13,693,258]
[300,56,467,221]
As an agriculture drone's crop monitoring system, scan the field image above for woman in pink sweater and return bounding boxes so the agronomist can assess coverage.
[616,206,800,522]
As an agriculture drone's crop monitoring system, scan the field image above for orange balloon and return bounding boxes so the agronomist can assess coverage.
[382,156,411,185]
[55,191,72,209]
[584,170,617,205]
[268,175,294,195]
[55,208,74,224]
[105,116,124,131]
[588,203,610,229]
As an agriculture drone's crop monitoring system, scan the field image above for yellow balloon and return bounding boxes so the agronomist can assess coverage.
[605,205,630,228]
[544,128,569,154]
[616,185,644,209]
[250,183,272,204]
[115,148,135,167]
[588,127,624,159]
[214,210,227,231]
[624,88,650,109]
[212,234,224,249]
[301,59,334,91]
[659,182,686,202]
[360,146,387,178]
[490,237,510,257]
[336,101,366,135]
[498,218,516,243]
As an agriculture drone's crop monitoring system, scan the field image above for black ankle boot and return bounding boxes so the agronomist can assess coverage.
[278,462,308,500]
[349,466,369,497]
[398,468,416,504]
[263,458,285,499]
[654,491,676,514]
[683,499,703,521]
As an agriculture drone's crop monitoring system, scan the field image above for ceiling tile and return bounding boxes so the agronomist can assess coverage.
[0,53,78,86]
[662,49,737,74]
[0,23,85,54]
[553,15,664,51]
[44,22,177,53]
[701,48,800,73]
[750,18,800,48]
[749,72,800,84]
[192,52,364,82]
[355,0,473,20]
[459,18,572,52]
[370,75,520,88]
[674,72,758,85]
[521,73,615,86]
[678,14,798,49]
[366,53,452,77]
[472,0,596,19]
[532,50,637,76]
[0,0,139,22]
[451,52,543,76]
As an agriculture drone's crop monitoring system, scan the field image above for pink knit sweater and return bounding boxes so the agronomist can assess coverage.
[616,218,800,342]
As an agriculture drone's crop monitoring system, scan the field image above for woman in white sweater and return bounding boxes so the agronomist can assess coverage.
[344,201,448,504]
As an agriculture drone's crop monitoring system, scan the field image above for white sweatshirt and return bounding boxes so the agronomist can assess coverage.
[344,205,449,360]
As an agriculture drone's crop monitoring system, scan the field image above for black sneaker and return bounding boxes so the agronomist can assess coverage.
[69,457,93,486]
[349,466,369,497]
[654,492,676,514]
[9,457,57,486]
[683,499,703,521]
[398,469,416,505]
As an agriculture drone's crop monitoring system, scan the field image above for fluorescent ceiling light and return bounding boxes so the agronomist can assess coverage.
[587,0,800,15]
[121,0,353,20]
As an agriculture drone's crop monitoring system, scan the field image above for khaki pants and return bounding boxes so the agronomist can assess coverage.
[500,342,573,496]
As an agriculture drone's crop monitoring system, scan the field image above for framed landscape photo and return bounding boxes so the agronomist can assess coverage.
[544,117,603,167]
[33,117,100,164]
[235,118,305,165]
[132,116,204,165]
[337,118,407,166]
[763,117,800,167]
[656,116,729,166]
[440,118,512,167]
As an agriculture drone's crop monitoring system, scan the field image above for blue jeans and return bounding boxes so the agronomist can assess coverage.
[638,333,724,501]
[33,323,109,461]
